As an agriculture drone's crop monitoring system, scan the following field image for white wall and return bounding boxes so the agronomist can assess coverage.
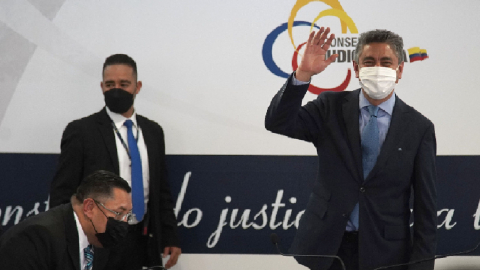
[0,0,479,156]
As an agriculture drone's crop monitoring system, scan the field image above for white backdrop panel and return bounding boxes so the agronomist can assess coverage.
[0,0,478,155]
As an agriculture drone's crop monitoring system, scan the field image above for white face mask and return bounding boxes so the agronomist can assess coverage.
[359,66,397,100]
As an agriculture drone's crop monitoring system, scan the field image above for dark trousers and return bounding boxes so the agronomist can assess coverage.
[104,224,148,270]
[329,231,359,270]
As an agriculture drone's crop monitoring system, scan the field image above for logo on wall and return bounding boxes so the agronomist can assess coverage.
[262,0,358,95]
[262,0,430,95]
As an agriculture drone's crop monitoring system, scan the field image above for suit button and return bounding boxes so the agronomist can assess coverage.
[342,213,347,218]
[360,187,365,193]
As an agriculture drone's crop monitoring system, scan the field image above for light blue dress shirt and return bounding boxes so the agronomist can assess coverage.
[358,89,395,151]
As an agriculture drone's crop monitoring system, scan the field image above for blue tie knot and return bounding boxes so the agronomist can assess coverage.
[367,105,379,117]
[124,119,134,129]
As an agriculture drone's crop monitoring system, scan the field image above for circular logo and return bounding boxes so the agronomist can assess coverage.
[262,0,358,95]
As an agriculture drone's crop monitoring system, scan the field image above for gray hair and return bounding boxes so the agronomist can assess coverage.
[354,29,404,63]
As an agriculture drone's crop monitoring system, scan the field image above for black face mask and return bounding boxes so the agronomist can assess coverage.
[94,217,129,248]
[104,88,134,114]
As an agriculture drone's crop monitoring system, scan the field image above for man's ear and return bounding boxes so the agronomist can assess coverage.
[396,62,405,82]
[100,81,107,94]
[353,61,360,79]
[135,81,142,96]
[83,198,95,219]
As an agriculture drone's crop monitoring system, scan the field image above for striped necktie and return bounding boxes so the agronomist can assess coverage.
[84,245,94,270]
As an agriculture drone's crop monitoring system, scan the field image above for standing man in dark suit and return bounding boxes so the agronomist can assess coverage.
[50,54,181,270]
[0,170,132,270]
[265,27,437,270]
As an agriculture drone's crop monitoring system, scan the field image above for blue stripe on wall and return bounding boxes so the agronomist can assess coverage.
[0,154,479,255]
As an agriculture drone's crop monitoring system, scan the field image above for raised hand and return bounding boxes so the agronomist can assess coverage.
[295,27,338,82]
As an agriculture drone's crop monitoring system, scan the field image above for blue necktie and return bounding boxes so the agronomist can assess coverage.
[84,245,94,270]
[349,105,380,230]
[361,105,380,178]
[124,119,145,221]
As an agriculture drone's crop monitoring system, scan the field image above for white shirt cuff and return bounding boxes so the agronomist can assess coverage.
[291,73,310,86]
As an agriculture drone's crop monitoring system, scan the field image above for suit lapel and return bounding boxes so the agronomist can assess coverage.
[366,96,410,181]
[64,204,81,270]
[136,115,156,232]
[96,107,120,174]
[137,115,155,178]
[342,90,364,183]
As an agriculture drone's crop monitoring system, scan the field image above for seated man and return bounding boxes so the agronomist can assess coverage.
[0,170,133,270]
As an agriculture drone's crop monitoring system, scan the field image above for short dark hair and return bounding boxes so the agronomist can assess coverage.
[354,29,404,63]
[75,170,131,202]
[102,54,138,79]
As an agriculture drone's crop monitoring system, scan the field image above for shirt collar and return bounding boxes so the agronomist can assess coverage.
[73,211,90,253]
[359,89,396,116]
[105,106,138,129]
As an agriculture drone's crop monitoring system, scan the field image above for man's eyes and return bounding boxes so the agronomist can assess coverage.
[362,62,392,67]
[106,83,130,88]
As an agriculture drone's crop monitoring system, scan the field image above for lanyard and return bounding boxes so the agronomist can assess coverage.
[111,120,139,160]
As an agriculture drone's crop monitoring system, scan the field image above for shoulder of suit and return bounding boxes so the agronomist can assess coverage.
[66,109,104,126]
[136,114,163,130]
[25,204,70,229]
[63,109,108,132]
[396,96,434,127]
[1,204,70,245]
[314,89,358,109]
[318,89,358,100]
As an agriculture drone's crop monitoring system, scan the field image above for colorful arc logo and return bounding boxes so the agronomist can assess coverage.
[262,0,358,95]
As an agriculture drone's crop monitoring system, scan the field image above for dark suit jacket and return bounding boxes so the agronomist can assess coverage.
[0,204,108,270]
[265,75,437,270]
[50,108,179,264]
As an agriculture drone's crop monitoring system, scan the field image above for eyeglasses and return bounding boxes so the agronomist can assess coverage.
[93,199,132,222]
